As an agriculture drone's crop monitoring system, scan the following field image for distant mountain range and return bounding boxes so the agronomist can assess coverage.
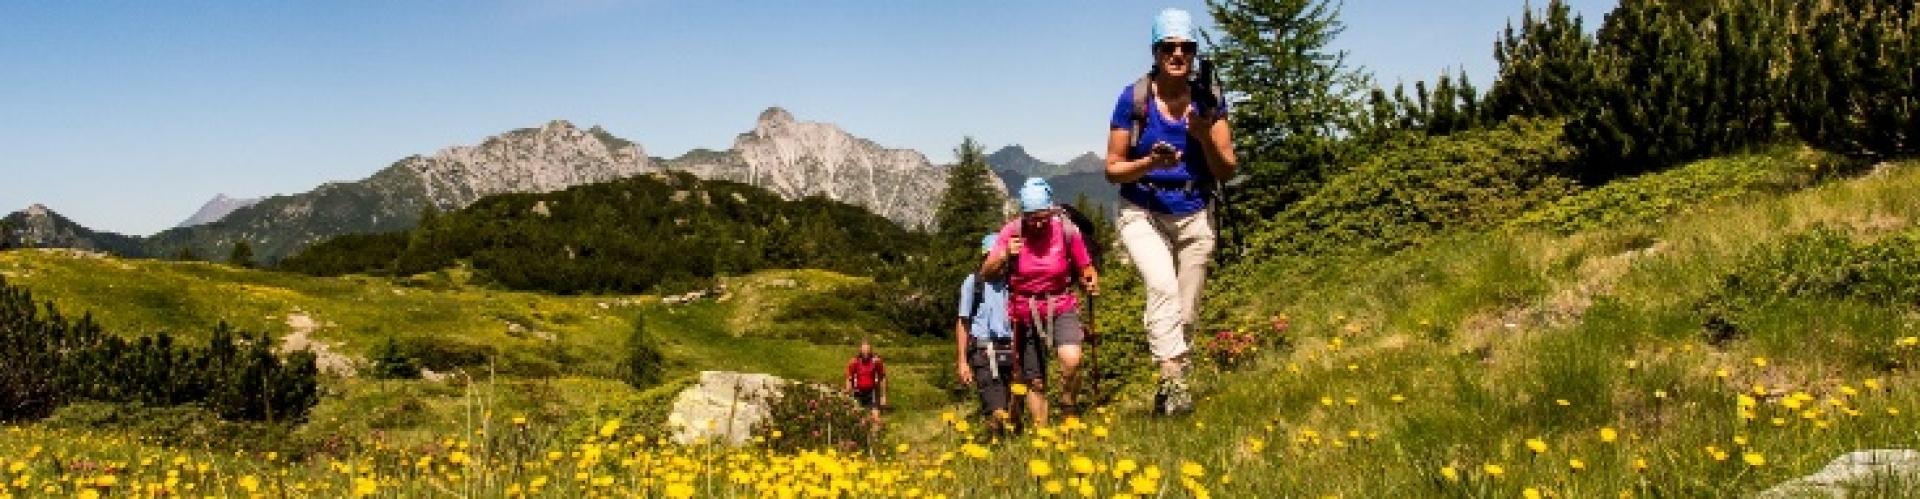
[5,108,1009,262]
[985,145,1117,212]
[175,194,261,228]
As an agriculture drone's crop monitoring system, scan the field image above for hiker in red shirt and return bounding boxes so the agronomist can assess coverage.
[846,341,887,422]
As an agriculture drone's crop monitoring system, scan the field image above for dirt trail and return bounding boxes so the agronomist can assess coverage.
[282,312,358,377]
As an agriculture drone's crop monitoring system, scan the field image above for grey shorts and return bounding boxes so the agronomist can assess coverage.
[1019,310,1085,347]
[968,337,1046,416]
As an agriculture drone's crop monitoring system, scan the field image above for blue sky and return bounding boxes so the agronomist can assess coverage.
[0,0,1614,235]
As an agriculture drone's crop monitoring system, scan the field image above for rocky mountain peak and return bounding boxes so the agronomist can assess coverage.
[22,204,50,218]
[756,107,796,129]
[176,194,263,228]
[405,120,656,210]
[661,108,1008,229]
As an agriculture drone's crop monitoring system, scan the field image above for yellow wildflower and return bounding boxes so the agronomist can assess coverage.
[1744,452,1766,467]
[1600,427,1619,443]
[1526,438,1549,454]
[1439,465,1459,482]
[1483,463,1505,477]
[1128,476,1158,495]
[1069,456,1095,475]
[1029,459,1054,478]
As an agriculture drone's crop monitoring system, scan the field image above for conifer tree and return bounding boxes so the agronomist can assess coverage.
[1785,0,1918,157]
[1486,0,1598,120]
[932,137,1005,248]
[228,241,255,268]
[1204,0,1368,219]
[622,317,665,389]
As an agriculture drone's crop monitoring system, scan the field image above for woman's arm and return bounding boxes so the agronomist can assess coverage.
[1106,129,1182,184]
[1188,113,1238,180]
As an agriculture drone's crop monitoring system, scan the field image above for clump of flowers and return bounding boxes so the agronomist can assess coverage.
[1204,328,1260,369]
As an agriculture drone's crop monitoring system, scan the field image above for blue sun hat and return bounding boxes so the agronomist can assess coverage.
[1017,178,1055,213]
[1153,8,1195,44]
[980,233,998,253]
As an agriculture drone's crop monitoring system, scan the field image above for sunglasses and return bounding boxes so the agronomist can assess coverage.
[1154,41,1199,55]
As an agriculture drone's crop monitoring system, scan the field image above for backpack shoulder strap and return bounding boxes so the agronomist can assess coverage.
[1130,72,1153,149]
[1055,212,1085,271]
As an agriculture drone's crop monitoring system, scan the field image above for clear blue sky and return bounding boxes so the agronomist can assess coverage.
[0,0,1614,236]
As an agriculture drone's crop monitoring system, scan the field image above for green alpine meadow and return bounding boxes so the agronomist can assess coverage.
[3,0,1918,497]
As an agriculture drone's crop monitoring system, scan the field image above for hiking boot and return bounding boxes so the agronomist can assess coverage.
[1156,375,1193,416]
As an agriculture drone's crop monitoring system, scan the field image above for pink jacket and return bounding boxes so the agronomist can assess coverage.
[989,218,1092,324]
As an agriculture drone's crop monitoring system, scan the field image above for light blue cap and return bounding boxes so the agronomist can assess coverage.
[1153,8,1195,44]
[980,233,998,252]
[1017,178,1054,213]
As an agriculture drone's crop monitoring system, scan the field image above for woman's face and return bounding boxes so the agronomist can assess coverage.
[1022,210,1053,231]
[1155,37,1197,78]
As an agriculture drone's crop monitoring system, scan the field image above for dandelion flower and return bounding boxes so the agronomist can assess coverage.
[1526,438,1549,454]
[1011,384,1030,396]
[1180,461,1205,478]
[1743,452,1765,467]
[1128,476,1158,495]
[1439,465,1459,482]
[1524,488,1543,499]
[1632,458,1649,472]
[1600,427,1619,443]
[1483,463,1505,477]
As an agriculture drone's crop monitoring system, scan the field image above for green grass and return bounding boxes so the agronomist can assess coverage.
[0,255,950,449]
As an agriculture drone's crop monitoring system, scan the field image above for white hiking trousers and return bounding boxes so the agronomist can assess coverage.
[1116,199,1215,362]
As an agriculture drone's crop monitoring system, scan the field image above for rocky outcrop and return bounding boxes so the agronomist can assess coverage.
[664,108,1007,229]
[666,371,789,446]
[175,194,262,228]
[2,204,146,257]
[1760,449,1920,498]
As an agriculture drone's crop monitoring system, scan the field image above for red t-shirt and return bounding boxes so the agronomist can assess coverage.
[847,355,885,391]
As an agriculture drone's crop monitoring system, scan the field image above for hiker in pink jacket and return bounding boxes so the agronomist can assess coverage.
[981,178,1099,425]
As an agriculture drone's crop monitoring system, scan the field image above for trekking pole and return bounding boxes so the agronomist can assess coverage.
[1085,289,1100,406]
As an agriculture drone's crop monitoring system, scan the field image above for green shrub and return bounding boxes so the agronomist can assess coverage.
[42,402,298,451]
[1248,117,1579,259]
[370,336,422,379]
[1700,227,1920,368]
[395,335,495,372]
[1509,149,1844,234]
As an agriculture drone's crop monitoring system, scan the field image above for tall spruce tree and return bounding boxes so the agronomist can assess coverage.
[1204,0,1369,221]
[932,137,1005,247]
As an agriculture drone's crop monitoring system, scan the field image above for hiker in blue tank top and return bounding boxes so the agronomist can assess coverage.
[1105,8,1240,416]
[956,233,1037,436]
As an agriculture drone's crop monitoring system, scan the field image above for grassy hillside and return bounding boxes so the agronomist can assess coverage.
[2,156,1917,498]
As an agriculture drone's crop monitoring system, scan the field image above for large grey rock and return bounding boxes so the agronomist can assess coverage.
[666,371,789,446]
[1760,449,1920,498]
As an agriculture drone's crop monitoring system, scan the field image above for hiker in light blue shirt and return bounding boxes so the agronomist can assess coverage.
[956,233,1040,434]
